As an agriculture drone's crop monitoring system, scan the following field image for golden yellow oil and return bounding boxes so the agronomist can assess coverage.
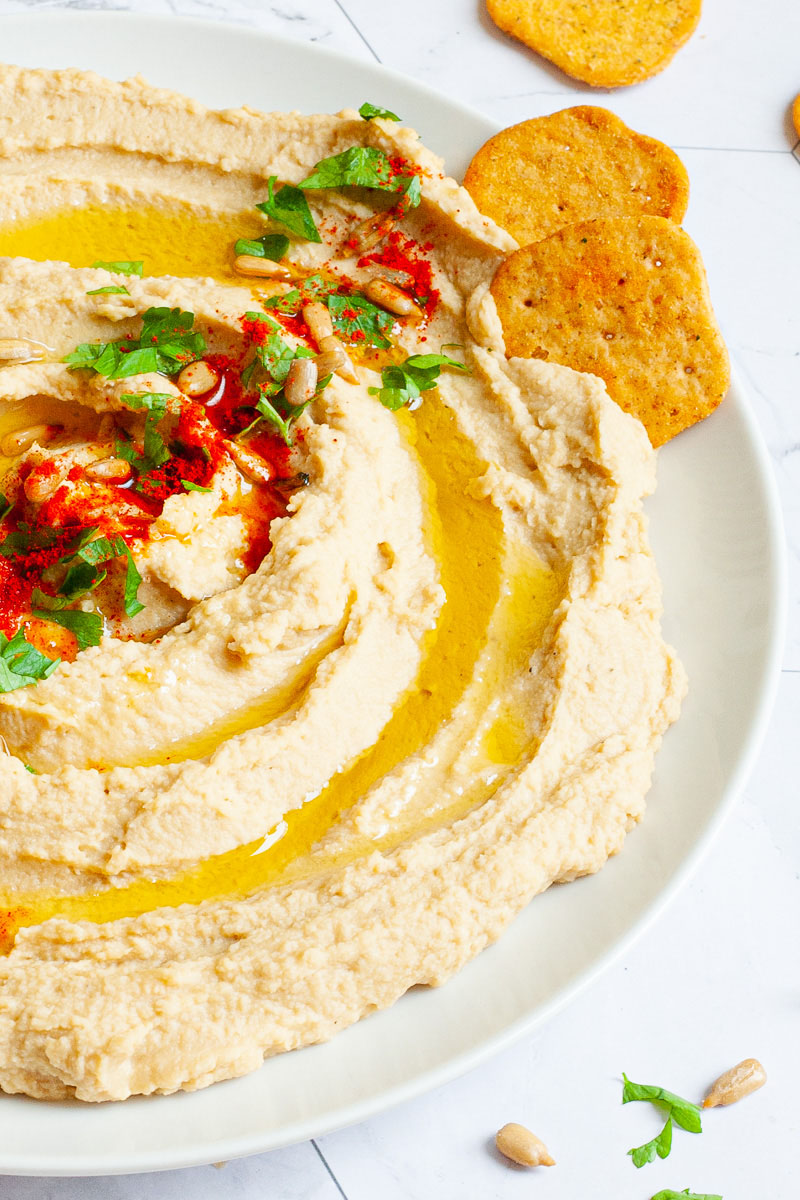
[0,204,561,947]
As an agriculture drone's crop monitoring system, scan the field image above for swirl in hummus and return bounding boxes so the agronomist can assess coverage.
[0,67,685,1102]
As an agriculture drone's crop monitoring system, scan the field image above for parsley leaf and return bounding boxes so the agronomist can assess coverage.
[622,1075,703,1135]
[181,479,212,493]
[629,1116,673,1169]
[122,546,145,618]
[0,627,60,693]
[368,352,469,411]
[359,101,401,121]
[651,1192,722,1200]
[0,493,11,522]
[55,531,145,620]
[30,606,103,652]
[90,260,144,276]
[86,285,130,296]
[300,146,421,208]
[0,522,62,559]
[256,177,321,243]
[117,391,173,477]
[63,307,204,379]
[327,293,395,348]
[234,233,290,261]
[255,369,330,448]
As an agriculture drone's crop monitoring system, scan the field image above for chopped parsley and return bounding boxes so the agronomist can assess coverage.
[327,293,395,348]
[86,285,130,296]
[0,627,60,693]
[299,146,421,208]
[622,1074,702,1170]
[359,101,401,122]
[90,260,144,276]
[181,479,212,493]
[63,307,205,379]
[234,233,290,261]
[651,1192,722,1200]
[29,605,103,652]
[116,392,173,480]
[0,493,11,522]
[256,177,321,243]
[368,352,469,411]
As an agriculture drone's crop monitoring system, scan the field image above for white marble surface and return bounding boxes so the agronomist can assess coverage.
[0,0,798,1196]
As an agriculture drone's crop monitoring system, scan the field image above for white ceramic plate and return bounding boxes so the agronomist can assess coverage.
[0,12,786,1177]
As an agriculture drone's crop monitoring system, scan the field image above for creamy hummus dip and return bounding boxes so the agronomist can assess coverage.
[0,67,686,1102]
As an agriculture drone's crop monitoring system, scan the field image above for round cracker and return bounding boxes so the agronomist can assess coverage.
[490,214,729,447]
[486,0,702,89]
[463,106,689,246]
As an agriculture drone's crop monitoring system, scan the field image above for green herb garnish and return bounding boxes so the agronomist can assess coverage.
[181,479,212,493]
[63,307,204,379]
[116,392,173,479]
[86,285,130,296]
[30,606,103,651]
[256,177,321,243]
[0,627,60,693]
[53,530,144,620]
[359,102,401,122]
[622,1074,702,1170]
[651,1191,722,1200]
[234,234,290,261]
[0,493,11,522]
[300,146,421,208]
[90,260,144,276]
[327,293,395,348]
[368,352,469,411]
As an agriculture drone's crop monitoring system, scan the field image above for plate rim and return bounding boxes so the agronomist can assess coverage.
[0,9,787,1176]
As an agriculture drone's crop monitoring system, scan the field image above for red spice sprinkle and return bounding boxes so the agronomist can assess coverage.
[359,230,439,320]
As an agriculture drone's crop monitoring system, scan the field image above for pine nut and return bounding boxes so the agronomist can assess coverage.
[318,335,358,384]
[703,1058,767,1108]
[0,424,58,457]
[24,470,63,504]
[84,457,134,484]
[234,254,291,280]
[225,439,274,485]
[364,277,422,319]
[177,360,220,398]
[0,338,44,364]
[495,1124,555,1168]
[314,348,346,378]
[302,300,333,344]
[284,357,318,408]
[348,211,396,255]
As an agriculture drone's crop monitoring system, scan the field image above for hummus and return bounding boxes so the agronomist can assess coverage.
[0,67,686,1102]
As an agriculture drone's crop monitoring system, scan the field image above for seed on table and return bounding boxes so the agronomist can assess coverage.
[234,254,291,280]
[284,357,318,408]
[302,300,334,344]
[495,1123,555,1168]
[0,338,44,364]
[84,457,134,484]
[1,424,58,457]
[318,335,358,383]
[364,277,422,319]
[225,439,274,485]
[177,360,220,397]
[348,211,396,255]
[703,1058,767,1108]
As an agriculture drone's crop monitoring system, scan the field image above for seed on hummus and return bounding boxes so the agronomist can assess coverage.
[0,66,686,1104]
